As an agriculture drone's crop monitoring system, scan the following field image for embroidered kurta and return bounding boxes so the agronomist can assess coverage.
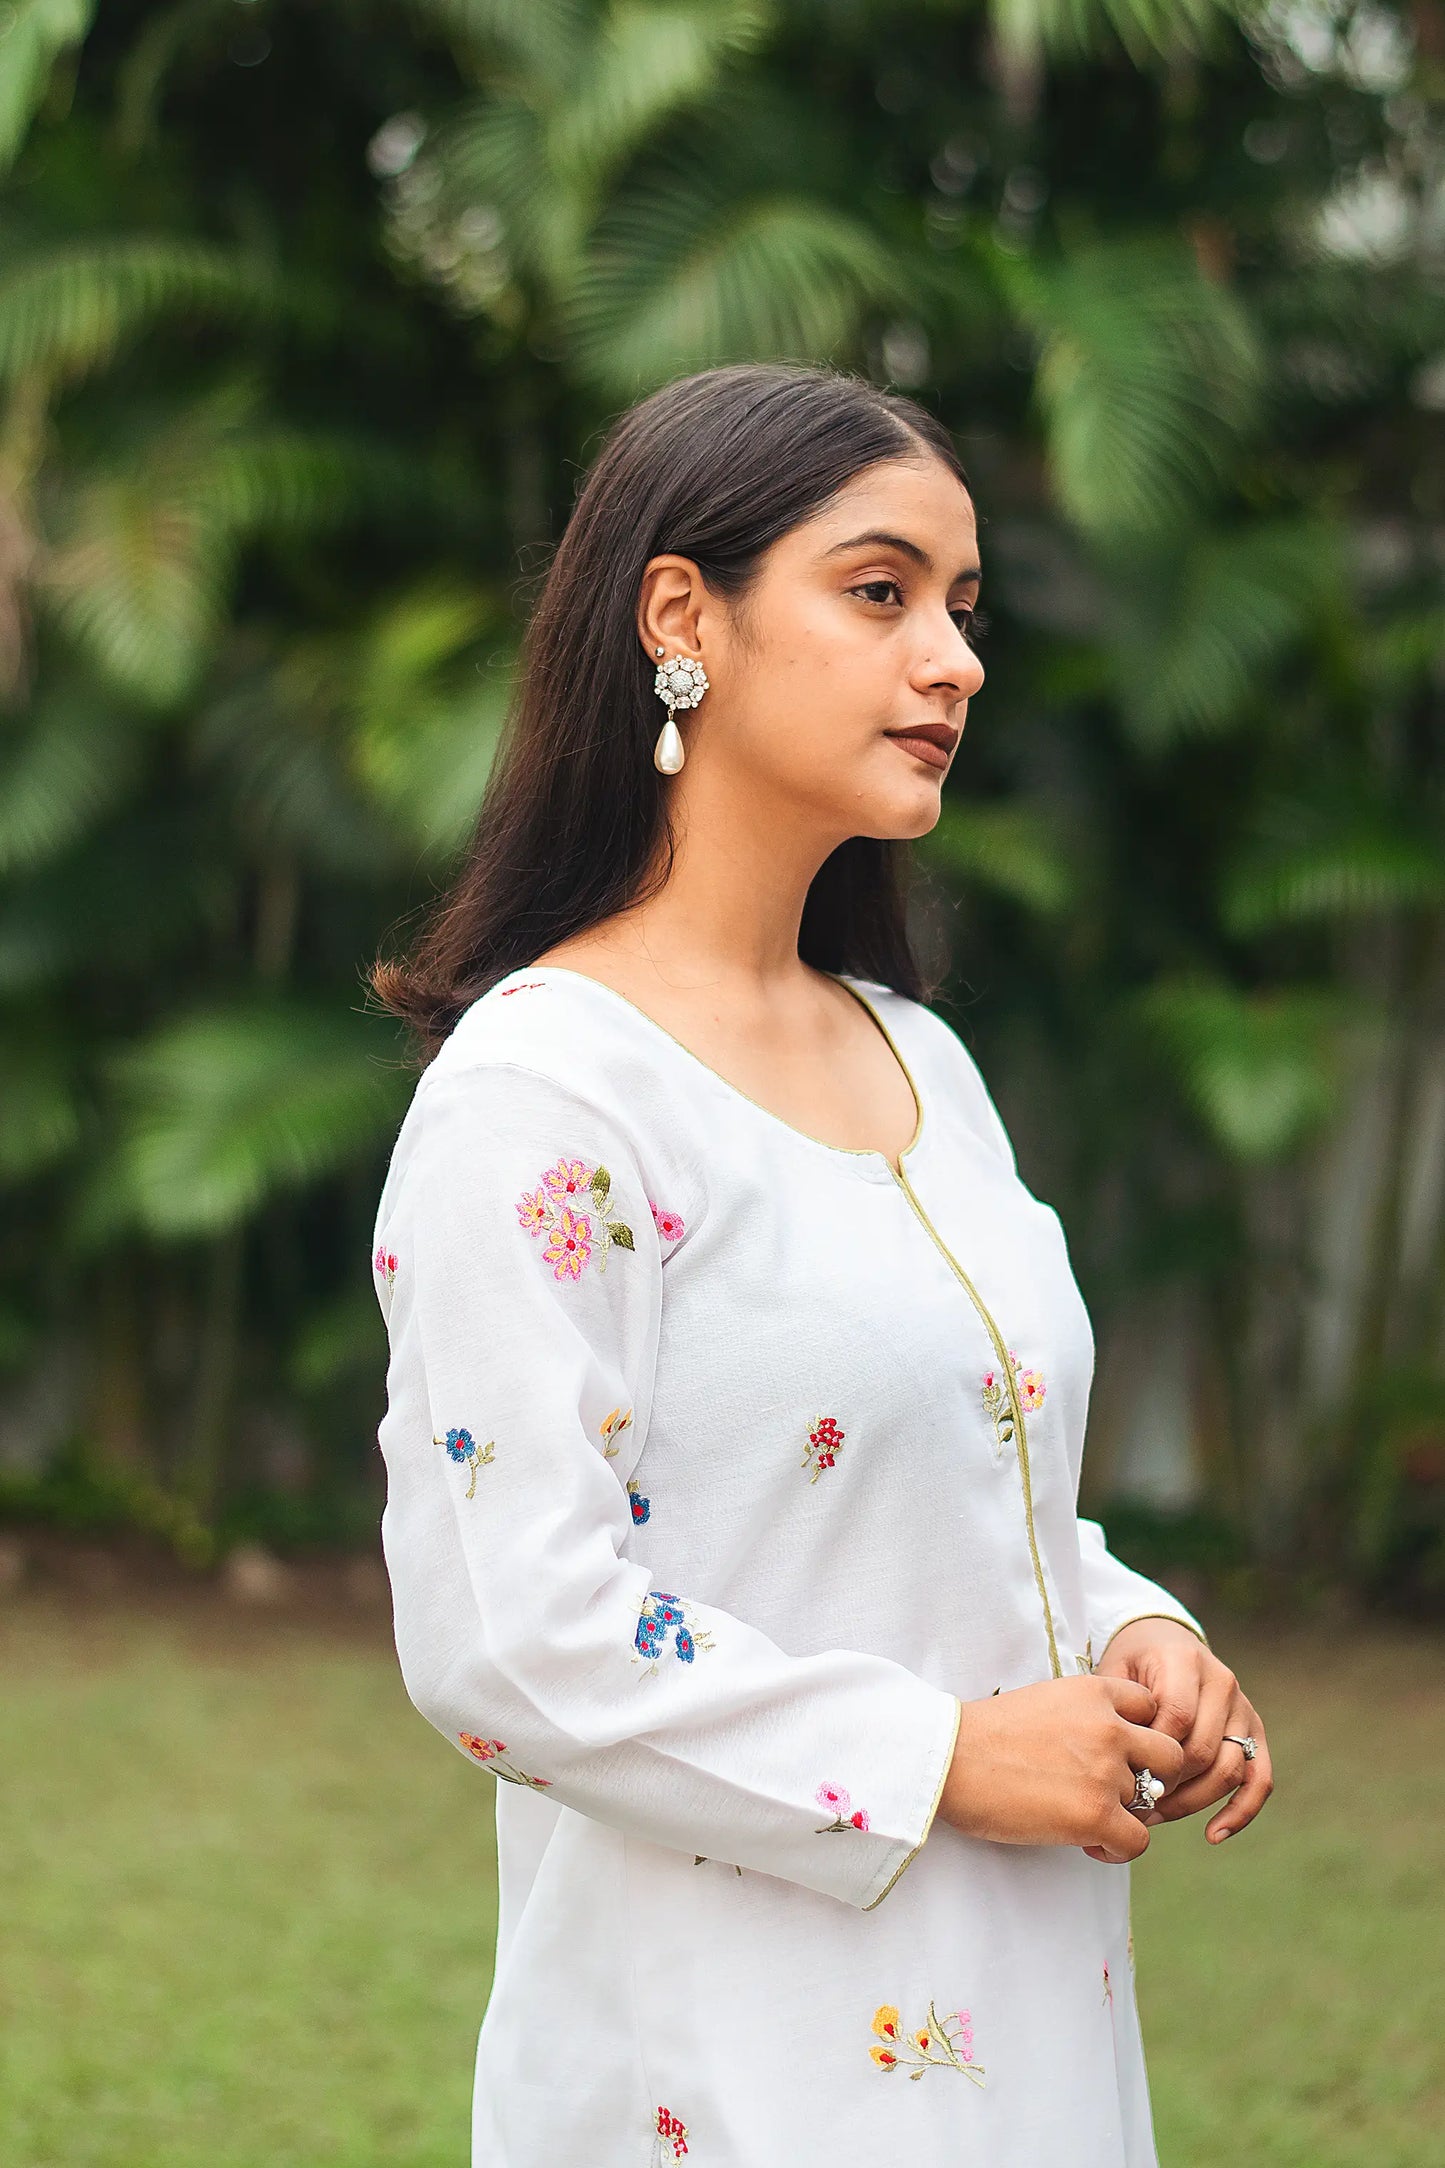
[370,964,1208,2168]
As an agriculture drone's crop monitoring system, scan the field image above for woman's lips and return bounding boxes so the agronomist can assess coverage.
[886,731,951,772]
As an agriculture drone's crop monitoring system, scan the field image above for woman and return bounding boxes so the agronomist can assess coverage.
[368,361,1272,2168]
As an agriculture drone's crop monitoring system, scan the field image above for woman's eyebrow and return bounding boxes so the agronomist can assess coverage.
[821,528,981,584]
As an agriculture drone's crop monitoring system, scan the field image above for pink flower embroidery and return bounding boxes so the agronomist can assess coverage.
[372,1244,397,1289]
[655,2105,689,2160]
[543,1155,593,1201]
[543,1203,593,1280]
[816,1780,870,1833]
[515,1155,635,1277]
[516,1186,549,1236]
[649,1200,685,1244]
[499,980,546,995]
[458,1733,552,1790]
[802,1413,845,1483]
[981,1350,1045,1460]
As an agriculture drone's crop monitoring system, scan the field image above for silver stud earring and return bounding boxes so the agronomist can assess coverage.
[652,651,709,775]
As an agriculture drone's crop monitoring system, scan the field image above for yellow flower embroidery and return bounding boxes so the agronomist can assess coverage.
[868,2001,983,2084]
[599,1406,633,1458]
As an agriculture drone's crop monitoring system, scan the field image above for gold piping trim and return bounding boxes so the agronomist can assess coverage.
[892,1157,1064,1680]
[834,981,1064,1682]
[862,1693,962,1912]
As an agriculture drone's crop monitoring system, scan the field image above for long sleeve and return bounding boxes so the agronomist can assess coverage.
[1076,1515,1209,1654]
[372,1056,962,1913]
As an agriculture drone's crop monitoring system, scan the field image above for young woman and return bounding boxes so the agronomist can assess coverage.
[368,361,1272,2168]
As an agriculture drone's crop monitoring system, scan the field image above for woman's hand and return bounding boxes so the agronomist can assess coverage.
[1094,1617,1274,1845]
[936,1674,1186,1863]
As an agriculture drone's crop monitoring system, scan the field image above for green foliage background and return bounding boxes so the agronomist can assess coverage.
[0,0,1442,1597]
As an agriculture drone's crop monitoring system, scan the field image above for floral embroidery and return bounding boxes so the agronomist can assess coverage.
[517,1156,634,1278]
[599,1405,633,1458]
[801,1413,844,1482]
[435,1425,495,1499]
[458,1733,552,1790]
[1103,1961,1113,2006]
[633,1589,715,1675]
[627,1478,651,1524]
[654,2105,689,2161]
[869,2003,984,2085]
[373,1243,397,1290]
[650,1199,685,1245]
[692,1854,743,1874]
[499,980,546,995]
[981,1349,1045,1462]
[815,1781,870,1833]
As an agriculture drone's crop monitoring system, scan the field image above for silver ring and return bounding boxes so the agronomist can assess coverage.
[1222,1733,1257,1761]
[1128,1766,1166,1813]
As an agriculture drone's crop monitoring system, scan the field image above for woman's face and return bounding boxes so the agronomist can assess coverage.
[641,452,985,846]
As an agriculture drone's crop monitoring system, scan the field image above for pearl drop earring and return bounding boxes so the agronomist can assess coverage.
[651,648,709,775]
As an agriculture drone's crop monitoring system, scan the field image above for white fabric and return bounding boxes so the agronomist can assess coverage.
[371,964,1208,2168]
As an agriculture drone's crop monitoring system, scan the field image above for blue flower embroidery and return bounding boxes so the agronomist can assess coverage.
[633,1590,714,1675]
[627,1479,651,1525]
[434,1424,495,1499]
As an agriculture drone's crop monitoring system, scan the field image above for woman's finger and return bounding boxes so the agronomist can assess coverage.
[1205,1705,1273,1842]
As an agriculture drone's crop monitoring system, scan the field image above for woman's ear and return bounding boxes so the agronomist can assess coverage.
[638,554,707,660]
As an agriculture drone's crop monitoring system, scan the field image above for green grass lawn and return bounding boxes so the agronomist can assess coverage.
[1,1584,1441,2166]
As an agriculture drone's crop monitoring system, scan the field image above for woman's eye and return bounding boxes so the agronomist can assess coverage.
[853,580,901,606]
[953,607,990,643]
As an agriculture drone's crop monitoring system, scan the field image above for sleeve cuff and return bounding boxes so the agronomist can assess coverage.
[1097,1607,1210,1655]
[861,1691,962,1912]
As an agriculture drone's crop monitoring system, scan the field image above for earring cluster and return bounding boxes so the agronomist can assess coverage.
[651,644,709,774]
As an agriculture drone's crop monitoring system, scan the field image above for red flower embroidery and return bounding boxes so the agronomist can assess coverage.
[458,1733,552,1790]
[802,1413,845,1483]
[655,2104,689,2159]
[372,1244,397,1289]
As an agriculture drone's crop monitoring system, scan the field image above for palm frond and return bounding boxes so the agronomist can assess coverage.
[1222,822,1445,937]
[41,399,449,708]
[567,165,907,393]
[408,0,595,87]
[192,641,411,880]
[0,1038,80,1184]
[79,1000,412,1242]
[0,812,214,993]
[557,0,774,185]
[989,0,1237,68]
[0,0,95,176]
[920,798,1084,916]
[348,581,515,858]
[1002,236,1265,538]
[0,678,146,876]
[1103,515,1347,749]
[1135,974,1355,1161]
[0,240,291,388]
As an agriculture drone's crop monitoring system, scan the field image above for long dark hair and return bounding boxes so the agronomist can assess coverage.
[369,361,971,1063]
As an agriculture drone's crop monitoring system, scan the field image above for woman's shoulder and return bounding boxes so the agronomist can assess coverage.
[843,974,1017,1174]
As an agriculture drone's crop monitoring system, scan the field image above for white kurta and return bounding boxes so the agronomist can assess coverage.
[370,963,1208,2168]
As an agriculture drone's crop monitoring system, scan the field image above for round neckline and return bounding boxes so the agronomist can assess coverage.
[503,963,925,1179]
